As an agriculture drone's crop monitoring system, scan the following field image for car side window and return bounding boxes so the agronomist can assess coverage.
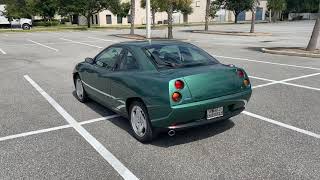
[118,51,140,71]
[95,47,123,70]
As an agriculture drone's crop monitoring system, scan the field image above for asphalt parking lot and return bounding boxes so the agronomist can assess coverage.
[0,20,319,179]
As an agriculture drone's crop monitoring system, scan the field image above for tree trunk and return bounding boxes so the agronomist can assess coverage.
[269,9,272,23]
[307,18,320,51]
[204,0,210,31]
[130,0,135,35]
[87,14,91,28]
[167,3,173,39]
[250,8,256,33]
[234,12,238,24]
[152,9,156,29]
[272,11,278,22]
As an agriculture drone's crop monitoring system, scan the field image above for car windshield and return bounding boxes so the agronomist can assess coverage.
[143,43,219,68]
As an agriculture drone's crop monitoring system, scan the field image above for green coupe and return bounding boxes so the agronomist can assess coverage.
[73,40,252,142]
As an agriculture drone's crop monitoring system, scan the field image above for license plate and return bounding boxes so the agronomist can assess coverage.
[207,107,223,120]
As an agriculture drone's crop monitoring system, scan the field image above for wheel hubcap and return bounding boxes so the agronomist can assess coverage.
[76,79,84,99]
[131,106,147,137]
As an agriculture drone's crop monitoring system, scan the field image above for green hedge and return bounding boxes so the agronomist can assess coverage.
[33,20,60,26]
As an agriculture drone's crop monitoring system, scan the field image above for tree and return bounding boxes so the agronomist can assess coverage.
[205,0,222,31]
[179,2,193,23]
[141,0,162,28]
[130,0,135,34]
[250,0,259,33]
[113,2,130,20]
[286,0,319,13]
[267,0,286,22]
[3,0,37,19]
[34,0,59,20]
[220,0,253,23]
[307,17,320,51]
[162,0,192,39]
[59,0,119,28]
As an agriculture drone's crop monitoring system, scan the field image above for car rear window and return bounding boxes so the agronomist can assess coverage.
[143,43,219,68]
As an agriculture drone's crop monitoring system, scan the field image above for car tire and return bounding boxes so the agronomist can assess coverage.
[22,23,30,30]
[74,75,88,103]
[129,101,154,142]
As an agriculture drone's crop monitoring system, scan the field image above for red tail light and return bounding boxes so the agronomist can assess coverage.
[172,92,182,102]
[175,80,184,89]
[237,70,245,78]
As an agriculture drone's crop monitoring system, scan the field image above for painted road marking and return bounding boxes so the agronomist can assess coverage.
[23,75,138,180]
[79,115,120,125]
[0,125,71,142]
[250,72,320,91]
[28,39,59,52]
[0,115,119,142]
[60,38,103,49]
[88,37,117,42]
[0,48,6,54]
[242,111,320,139]
[216,55,320,71]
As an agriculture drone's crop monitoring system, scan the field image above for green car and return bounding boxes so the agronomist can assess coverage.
[73,40,252,142]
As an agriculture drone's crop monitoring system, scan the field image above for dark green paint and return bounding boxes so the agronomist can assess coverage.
[74,40,252,129]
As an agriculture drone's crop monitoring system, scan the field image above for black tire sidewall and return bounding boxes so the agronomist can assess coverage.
[22,24,30,30]
[74,76,87,103]
[129,101,153,142]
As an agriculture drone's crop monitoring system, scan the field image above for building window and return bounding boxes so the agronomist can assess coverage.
[95,15,98,24]
[196,1,200,7]
[106,15,112,24]
[117,16,123,24]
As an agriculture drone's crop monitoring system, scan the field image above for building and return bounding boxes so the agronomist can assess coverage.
[81,0,268,26]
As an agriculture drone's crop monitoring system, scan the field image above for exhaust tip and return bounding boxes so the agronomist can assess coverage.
[168,130,176,136]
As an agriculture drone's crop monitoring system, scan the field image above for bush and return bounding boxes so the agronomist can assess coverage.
[33,20,60,26]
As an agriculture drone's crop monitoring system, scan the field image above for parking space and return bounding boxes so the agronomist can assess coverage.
[0,21,319,179]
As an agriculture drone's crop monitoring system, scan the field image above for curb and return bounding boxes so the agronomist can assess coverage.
[191,30,272,36]
[261,48,320,58]
[113,34,187,41]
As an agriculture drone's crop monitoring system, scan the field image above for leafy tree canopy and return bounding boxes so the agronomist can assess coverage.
[219,0,253,15]
[286,0,319,13]
[113,2,130,18]
[267,0,286,12]
[2,0,36,19]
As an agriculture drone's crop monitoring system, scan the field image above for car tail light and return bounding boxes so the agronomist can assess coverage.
[174,80,184,89]
[237,70,245,78]
[172,92,182,102]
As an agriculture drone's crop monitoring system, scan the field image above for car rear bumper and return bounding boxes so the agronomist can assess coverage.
[151,89,251,128]
[166,107,244,130]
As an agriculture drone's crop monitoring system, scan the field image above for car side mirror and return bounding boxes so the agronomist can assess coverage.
[85,57,94,64]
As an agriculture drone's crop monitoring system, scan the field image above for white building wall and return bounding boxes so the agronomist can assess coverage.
[84,0,267,26]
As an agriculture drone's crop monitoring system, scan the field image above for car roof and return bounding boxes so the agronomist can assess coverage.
[115,40,190,48]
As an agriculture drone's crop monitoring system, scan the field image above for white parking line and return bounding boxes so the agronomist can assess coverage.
[23,75,138,180]
[242,111,320,139]
[79,115,120,125]
[88,37,117,42]
[0,48,6,54]
[216,55,320,71]
[28,39,59,52]
[250,72,320,91]
[60,38,103,49]
[0,124,71,142]
[0,115,119,142]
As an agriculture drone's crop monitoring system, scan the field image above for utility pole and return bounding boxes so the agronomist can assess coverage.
[146,0,151,39]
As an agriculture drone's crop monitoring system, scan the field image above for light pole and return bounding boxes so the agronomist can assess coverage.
[146,0,151,39]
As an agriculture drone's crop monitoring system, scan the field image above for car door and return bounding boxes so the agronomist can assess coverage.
[81,46,124,107]
[109,49,142,114]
